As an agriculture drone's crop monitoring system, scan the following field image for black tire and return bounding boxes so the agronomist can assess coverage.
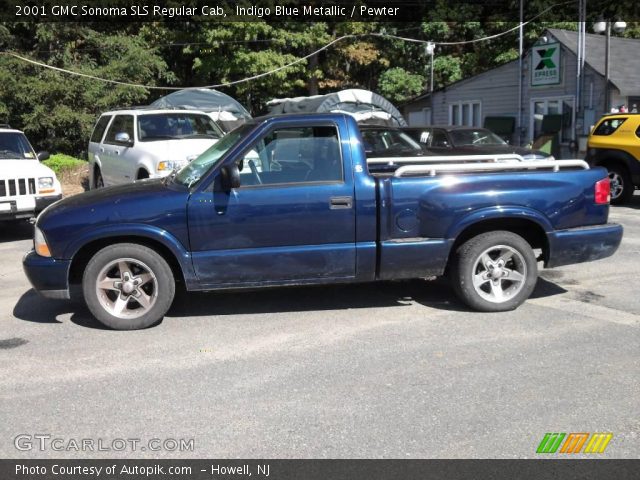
[606,164,634,205]
[94,168,104,189]
[450,231,538,312]
[82,243,175,330]
[137,169,149,180]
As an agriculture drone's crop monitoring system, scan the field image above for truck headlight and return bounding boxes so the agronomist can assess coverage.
[38,177,55,194]
[157,161,183,171]
[34,226,51,257]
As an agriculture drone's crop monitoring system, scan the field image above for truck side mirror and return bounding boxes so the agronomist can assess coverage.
[221,163,241,190]
[115,132,132,145]
[37,151,50,161]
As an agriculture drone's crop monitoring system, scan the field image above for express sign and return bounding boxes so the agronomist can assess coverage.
[532,42,561,86]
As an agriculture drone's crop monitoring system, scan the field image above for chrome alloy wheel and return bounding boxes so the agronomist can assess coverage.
[471,245,527,303]
[95,258,158,319]
[608,171,624,200]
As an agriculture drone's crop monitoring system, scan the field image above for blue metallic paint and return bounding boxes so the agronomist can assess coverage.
[188,116,357,285]
[547,223,623,268]
[23,113,622,298]
[22,250,71,297]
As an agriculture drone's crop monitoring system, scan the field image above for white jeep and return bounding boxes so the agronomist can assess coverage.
[88,109,223,188]
[0,127,62,221]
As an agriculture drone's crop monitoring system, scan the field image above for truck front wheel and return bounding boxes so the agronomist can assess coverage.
[451,231,538,312]
[82,243,175,329]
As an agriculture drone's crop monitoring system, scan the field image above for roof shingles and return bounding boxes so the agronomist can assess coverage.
[547,28,640,96]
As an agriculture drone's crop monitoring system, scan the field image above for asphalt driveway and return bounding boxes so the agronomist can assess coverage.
[0,195,638,459]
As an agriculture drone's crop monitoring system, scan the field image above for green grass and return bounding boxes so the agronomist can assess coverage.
[42,154,86,175]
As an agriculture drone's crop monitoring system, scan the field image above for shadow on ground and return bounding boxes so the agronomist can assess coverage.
[0,220,33,242]
[612,191,640,210]
[13,277,567,330]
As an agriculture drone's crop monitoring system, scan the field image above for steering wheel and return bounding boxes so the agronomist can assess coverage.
[473,136,489,145]
[248,159,263,185]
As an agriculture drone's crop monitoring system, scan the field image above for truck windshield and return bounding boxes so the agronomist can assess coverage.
[173,123,254,187]
[138,113,223,141]
[0,132,37,160]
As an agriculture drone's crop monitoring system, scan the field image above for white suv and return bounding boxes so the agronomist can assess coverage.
[0,127,62,221]
[88,109,224,188]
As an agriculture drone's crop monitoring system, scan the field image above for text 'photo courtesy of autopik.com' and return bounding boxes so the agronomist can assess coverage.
[0,0,639,478]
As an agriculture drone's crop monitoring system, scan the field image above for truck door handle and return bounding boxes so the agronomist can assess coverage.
[330,196,353,209]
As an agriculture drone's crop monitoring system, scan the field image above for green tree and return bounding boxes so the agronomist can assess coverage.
[378,67,425,103]
[0,22,175,156]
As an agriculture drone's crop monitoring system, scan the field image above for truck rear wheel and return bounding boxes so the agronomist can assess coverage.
[451,231,537,312]
[82,243,175,330]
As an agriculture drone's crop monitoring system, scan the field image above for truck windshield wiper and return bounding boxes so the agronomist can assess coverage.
[182,134,220,139]
[141,135,179,141]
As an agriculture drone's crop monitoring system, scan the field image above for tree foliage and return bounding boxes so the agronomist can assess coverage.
[1,16,638,156]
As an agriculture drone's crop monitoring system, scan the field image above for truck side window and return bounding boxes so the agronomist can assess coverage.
[593,118,627,136]
[104,115,134,145]
[238,126,342,186]
[431,130,450,147]
[90,116,111,143]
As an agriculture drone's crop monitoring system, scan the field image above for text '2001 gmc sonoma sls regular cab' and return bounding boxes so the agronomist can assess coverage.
[24,113,623,330]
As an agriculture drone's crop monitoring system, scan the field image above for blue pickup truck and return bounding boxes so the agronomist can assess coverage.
[23,113,622,329]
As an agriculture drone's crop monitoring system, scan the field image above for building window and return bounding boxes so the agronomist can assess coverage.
[448,101,481,126]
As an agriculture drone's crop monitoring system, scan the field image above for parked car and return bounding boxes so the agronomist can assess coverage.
[586,113,640,204]
[88,109,224,188]
[359,125,426,157]
[403,126,550,160]
[24,113,622,330]
[0,126,61,221]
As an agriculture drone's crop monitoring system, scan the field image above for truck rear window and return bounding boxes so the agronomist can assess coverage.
[593,118,626,136]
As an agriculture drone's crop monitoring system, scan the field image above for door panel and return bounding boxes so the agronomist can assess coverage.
[103,115,135,184]
[188,123,356,286]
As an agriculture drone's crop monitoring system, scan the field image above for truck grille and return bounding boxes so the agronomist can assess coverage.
[0,178,37,198]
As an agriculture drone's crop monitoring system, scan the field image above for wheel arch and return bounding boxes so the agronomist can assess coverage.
[448,214,550,265]
[91,161,103,188]
[592,149,638,177]
[68,231,192,287]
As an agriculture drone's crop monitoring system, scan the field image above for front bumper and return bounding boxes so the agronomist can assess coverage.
[546,223,623,268]
[35,194,63,213]
[22,250,71,299]
[0,194,62,221]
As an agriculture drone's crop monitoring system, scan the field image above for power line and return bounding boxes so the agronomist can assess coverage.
[27,37,282,54]
[1,34,358,90]
[1,3,571,90]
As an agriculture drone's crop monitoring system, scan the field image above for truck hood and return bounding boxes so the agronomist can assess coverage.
[139,138,218,161]
[0,160,56,178]
[37,179,192,258]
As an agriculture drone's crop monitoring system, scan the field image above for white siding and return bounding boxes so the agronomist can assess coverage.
[430,60,520,134]
[402,30,610,146]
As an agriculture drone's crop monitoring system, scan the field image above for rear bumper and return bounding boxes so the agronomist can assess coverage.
[546,223,623,268]
[22,250,71,299]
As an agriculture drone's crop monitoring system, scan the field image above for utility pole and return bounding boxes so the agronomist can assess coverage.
[518,0,523,146]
